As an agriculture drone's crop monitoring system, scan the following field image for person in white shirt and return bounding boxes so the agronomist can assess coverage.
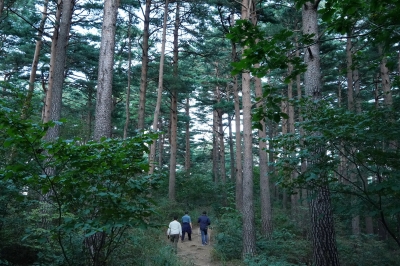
[167,216,182,254]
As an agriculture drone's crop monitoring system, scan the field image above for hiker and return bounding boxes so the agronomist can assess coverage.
[167,216,182,254]
[197,211,211,246]
[181,211,192,242]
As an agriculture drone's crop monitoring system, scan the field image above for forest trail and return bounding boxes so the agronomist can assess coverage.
[175,226,220,266]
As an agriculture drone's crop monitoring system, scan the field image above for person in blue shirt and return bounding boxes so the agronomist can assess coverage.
[181,211,192,242]
[197,211,211,246]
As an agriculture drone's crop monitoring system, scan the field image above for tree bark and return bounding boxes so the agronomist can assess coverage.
[241,0,256,257]
[94,0,120,140]
[230,12,243,214]
[226,86,235,180]
[149,0,169,174]
[218,108,226,183]
[168,0,179,201]
[43,0,62,123]
[379,45,392,106]
[21,0,49,120]
[213,102,219,182]
[346,32,354,112]
[43,0,74,141]
[303,2,340,265]
[185,95,191,171]
[255,67,273,238]
[123,11,133,139]
[288,62,299,218]
[137,0,152,129]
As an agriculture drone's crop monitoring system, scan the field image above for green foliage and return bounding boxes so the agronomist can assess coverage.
[0,99,163,264]
[213,212,242,261]
[337,234,400,266]
[270,98,400,246]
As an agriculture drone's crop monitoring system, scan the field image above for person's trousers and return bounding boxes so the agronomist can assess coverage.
[181,223,192,241]
[200,228,208,245]
[170,234,179,253]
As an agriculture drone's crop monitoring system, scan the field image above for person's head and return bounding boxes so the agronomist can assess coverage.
[174,215,178,220]
[202,211,207,215]
[185,211,188,215]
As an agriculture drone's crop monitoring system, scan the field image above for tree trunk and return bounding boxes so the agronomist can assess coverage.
[309,187,340,265]
[137,0,152,129]
[379,45,393,106]
[281,97,288,210]
[255,68,273,238]
[288,62,299,218]
[230,16,243,213]
[168,0,179,201]
[158,119,164,168]
[185,95,191,172]
[149,0,169,174]
[226,86,235,180]
[303,2,340,265]
[218,109,226,183]
[21,0,49,120]
[241,0,256,257]
[346,32,354,112]
[94,0,120,140]
[123,11,133,139]
[213,106,219,182]
[346,32,360,235]
[43,0,74,141]
[86,86,94,142]
[43,0,62,123]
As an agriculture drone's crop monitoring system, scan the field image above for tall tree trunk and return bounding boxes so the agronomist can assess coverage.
[255,67,273,238]
[212,86,220,183]
[230,13,243,213]
[213,105,219,182]
[296,38,307,206]
[86,86,94,142]
[226,87,235,180]
[90,1,120,265]
[185,95,191,172]
[123,11,133,139]
[137,0,152,129]
[43,0,62,123]
[168,1,179,201]
[94,0,120,140]
[346,32,360,235]
[346,32,354,112]
[21,0,49,120]
[303,2,340,265]
[288,62,298,218]
[218,109,226,183]
[158,119,164,168]
[43,0,74,141]
[149,0,169,174]
[379,45,393,106]
[241,0,255,257]
[281,97,288,210]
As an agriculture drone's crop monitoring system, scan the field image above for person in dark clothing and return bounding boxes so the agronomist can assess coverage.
[197,211,211,245]
[181,211,192,242]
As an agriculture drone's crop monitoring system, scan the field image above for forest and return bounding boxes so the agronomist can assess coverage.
[1,0,400,265]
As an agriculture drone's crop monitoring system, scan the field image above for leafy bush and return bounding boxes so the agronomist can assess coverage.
[213,212,242,261]
[337,234,400,266]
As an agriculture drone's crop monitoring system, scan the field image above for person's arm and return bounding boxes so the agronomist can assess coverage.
[179,223,182,236]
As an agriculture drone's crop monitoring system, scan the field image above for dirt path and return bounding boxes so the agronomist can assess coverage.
[176,226,218,266]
